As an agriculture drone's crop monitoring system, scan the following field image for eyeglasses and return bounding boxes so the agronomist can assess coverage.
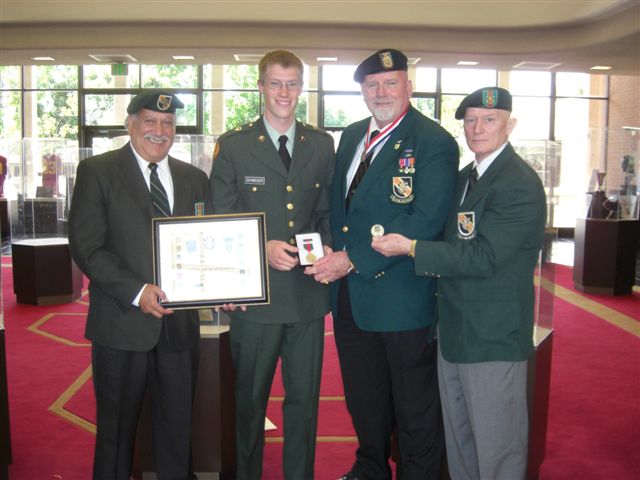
[265,79,302,91]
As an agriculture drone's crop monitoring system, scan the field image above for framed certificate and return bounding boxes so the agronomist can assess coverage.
[152,212,269,309]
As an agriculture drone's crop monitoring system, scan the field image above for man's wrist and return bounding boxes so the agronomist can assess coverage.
[408,239,417,258]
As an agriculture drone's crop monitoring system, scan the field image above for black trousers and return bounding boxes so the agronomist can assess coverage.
[91,340,198,480]
[335,280,444,480]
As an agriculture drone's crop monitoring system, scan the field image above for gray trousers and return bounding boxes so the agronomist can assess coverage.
[437,346,528,480]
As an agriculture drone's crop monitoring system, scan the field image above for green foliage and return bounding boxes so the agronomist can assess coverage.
[224,65,261,130]
[36,91,78,139]
[324,105,348,128]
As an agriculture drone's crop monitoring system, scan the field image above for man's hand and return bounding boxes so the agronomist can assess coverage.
[305,250,352,283]
[371,233,412,257]
[267,239,300,271]
[215,303,247,312]
[139,284,174,318]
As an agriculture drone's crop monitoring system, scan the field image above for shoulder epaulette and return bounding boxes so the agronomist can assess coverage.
[298,122,331,138]
[218,119,260,140]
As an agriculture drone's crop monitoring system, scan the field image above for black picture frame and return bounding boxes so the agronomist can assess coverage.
[152,212,269,309]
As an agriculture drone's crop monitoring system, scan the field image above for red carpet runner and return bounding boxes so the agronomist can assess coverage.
[2,260,639,479]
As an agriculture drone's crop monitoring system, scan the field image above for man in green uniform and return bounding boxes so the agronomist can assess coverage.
[372,87,547,480]
[309,49,459,479]
[209,50,335,480]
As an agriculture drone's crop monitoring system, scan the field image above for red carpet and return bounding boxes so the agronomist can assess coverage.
[2,258,639,479]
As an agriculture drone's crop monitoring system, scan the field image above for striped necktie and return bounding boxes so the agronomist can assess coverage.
[346,129,379,210]
[148,163,171,217]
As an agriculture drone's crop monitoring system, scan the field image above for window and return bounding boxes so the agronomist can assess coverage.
[1,64,612,229]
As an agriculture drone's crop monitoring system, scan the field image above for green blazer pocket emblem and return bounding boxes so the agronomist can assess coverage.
[390,176,414,203]
[457,211,476,239]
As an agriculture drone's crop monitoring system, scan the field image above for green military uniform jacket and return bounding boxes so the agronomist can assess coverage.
[331,106,459,331]
[210,117,335,323]
[414,143,547,363]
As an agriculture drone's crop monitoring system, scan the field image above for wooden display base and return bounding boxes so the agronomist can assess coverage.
[133,322,236,479]
[11,238,83,305]
[573,218,640,295]
[0,329,12,478]
[526,326,553,480]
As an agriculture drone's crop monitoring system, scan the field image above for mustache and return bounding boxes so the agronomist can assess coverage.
[144,133,170,142]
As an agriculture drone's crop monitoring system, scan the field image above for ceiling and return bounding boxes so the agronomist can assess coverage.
[1,0,639,75]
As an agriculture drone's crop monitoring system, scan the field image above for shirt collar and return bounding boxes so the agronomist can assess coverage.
[474,141,509,178]
[130,143,170,175]
[263,117,296,151]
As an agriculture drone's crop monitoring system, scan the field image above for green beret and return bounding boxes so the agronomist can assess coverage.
[455,87,512,119]
[127,91,184,114]
[353,49,408,83]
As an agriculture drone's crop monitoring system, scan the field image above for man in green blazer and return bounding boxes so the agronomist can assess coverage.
[209,50,335,479]
[372,87,547,480]
[69,92,212,479]
[309,49,459,479]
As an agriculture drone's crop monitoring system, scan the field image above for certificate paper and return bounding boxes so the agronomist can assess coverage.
[153,213,269,309]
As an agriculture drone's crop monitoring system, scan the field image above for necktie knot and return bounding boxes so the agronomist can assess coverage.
[278,135,291,170]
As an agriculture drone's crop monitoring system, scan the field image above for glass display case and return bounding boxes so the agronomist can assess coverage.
[583,127,640,220]
[574,127,640,296]
[171,134,217,175]
[512,139,561,227]
[8,138,82,240]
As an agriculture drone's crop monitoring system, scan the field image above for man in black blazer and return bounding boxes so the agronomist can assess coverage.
[69,92,212,479]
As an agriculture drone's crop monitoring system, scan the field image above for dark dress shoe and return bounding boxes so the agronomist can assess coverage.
[338,472,358,480]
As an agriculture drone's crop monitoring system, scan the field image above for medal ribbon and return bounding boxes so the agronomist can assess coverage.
[363,106,409,158]
[303,240,313,252]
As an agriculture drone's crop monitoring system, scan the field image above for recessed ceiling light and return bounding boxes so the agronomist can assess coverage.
[590,65,612,71]
[89,54,138,63]
[173,55,195,60]
[512,61,562,70]
[317,57,338,62]
[32,56,55,61]
[457,61,479,66]
[234,54,264,62]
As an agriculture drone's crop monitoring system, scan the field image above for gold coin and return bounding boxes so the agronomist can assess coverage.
[371,224,385,237]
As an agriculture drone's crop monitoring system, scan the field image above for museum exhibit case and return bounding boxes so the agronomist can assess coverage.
[8,139,85,305]
[574,128,640,295]
[0,266,11,479]
[513,139,561,229]
[171,134,217,176]
[133,311,236,479]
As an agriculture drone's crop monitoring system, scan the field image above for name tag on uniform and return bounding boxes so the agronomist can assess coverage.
[244,176,265,185]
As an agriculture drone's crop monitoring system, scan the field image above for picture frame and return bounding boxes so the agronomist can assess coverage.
[152,212,269,309]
